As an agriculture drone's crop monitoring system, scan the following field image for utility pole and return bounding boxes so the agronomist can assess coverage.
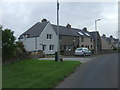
[55,0,60,61]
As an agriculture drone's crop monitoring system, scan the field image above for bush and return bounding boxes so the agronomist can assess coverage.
[60,50,64,55]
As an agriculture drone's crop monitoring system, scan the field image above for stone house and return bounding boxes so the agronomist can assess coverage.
[90,31,102,54]
[74,27,94,51]
[101,34,119,50]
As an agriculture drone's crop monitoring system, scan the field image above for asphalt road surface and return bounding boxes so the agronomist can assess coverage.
[56,53,118,88]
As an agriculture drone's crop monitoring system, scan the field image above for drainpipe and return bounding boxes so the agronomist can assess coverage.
[35,37,37,50]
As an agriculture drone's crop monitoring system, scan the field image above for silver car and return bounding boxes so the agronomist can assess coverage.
[75,47,91,56]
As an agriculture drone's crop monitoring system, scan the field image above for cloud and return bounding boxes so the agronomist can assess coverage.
[1,2,118,39]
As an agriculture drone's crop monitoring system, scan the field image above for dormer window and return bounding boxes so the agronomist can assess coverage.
[47,34,52,39]
[23,34,29,40]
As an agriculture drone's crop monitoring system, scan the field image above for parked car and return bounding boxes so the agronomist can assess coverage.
[75,47,91,56]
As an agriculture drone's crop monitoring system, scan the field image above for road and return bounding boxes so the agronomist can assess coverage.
[56,53,118,88]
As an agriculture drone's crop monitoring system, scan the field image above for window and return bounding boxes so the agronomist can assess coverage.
[64,45,66,49]
[49,45,54,50]
[42,45,46,51]
[23,34,29,40]
[59,35,62,40]
[81,37,84,42]
[81,45,84,47]
[88,46,89,49]
[47,34,52,39]
[78,32,84,35]
[85,33,90,36]
[66,46,71,51]
[91,45,92,49]
[91,38,92,42]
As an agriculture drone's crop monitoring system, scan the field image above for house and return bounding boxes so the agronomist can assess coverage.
[19,19,96,55]
[90,31,102,54]
[52,24,94,55]
[101,34,120,50]
[74,27,94,51]
[113,38,120,49]
[51,23,80,55]
[19,20,58,54]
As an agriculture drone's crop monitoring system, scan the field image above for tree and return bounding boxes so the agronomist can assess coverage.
[0,25,2,59]
[15,41,26,56]
[2,28,16,60]
[0,25,2,48]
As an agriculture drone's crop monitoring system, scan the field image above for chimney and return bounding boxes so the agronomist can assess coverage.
[110,35,113,39]
[102,34,106,38]
[66,23,71,29]
[83,27,87,31]
[41,18,47,22]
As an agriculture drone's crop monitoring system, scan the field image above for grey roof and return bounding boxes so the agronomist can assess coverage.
[19,21,93,39]
[51,24,80,37]
[52,24,93,38]
[89,31,100,39]
[18,21,48,39]
[106,37,112,43]
[113,38,119,43]
[101,36,119,44]
[101,36,111,44]
[73,28,93,38]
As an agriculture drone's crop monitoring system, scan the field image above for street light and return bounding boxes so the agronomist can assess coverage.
[95,19,101,55]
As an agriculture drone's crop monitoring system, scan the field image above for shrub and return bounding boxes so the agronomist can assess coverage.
[60,50,64,55]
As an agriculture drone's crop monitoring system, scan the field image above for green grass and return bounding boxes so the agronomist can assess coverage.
[3,59,80,88]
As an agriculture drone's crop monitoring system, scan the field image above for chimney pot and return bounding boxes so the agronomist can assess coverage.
[102,34,106,37]
[83,27,87,31]
[66,23,71,29]
[41,18,47,22]
[110,35,113,38]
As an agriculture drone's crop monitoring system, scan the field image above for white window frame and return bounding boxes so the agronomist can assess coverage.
[47,34,52,40]
[49,45,54,51]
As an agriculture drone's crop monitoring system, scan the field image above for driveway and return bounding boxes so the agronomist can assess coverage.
[56,53,118,88]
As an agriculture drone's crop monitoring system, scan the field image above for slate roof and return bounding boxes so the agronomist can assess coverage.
[19,21,48,39]
[113,38,119,43]
[51,24,80,37]
[106,37,112,43]
[89,31,100,39]
[101,36,119,44]
[73,28,93,38]
[19,21,93,39]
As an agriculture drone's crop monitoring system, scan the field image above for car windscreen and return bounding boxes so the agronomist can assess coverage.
[77,48,82,51]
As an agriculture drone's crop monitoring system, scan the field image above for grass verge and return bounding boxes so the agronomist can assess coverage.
[3,59,80,88]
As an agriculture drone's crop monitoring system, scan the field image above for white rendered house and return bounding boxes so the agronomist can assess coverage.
[19,21,58,54]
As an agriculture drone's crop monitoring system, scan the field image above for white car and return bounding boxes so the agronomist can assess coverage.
[75,47,91,56]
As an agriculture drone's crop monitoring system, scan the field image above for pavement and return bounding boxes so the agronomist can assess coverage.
[55,53,118,88]
[38,56,96,63]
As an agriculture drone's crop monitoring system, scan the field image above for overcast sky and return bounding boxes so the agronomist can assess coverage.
[1,1,118,39]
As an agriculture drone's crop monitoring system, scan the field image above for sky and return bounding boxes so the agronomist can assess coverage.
[1,1,118,39]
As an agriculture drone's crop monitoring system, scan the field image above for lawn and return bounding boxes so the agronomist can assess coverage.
[2,59,80,88]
